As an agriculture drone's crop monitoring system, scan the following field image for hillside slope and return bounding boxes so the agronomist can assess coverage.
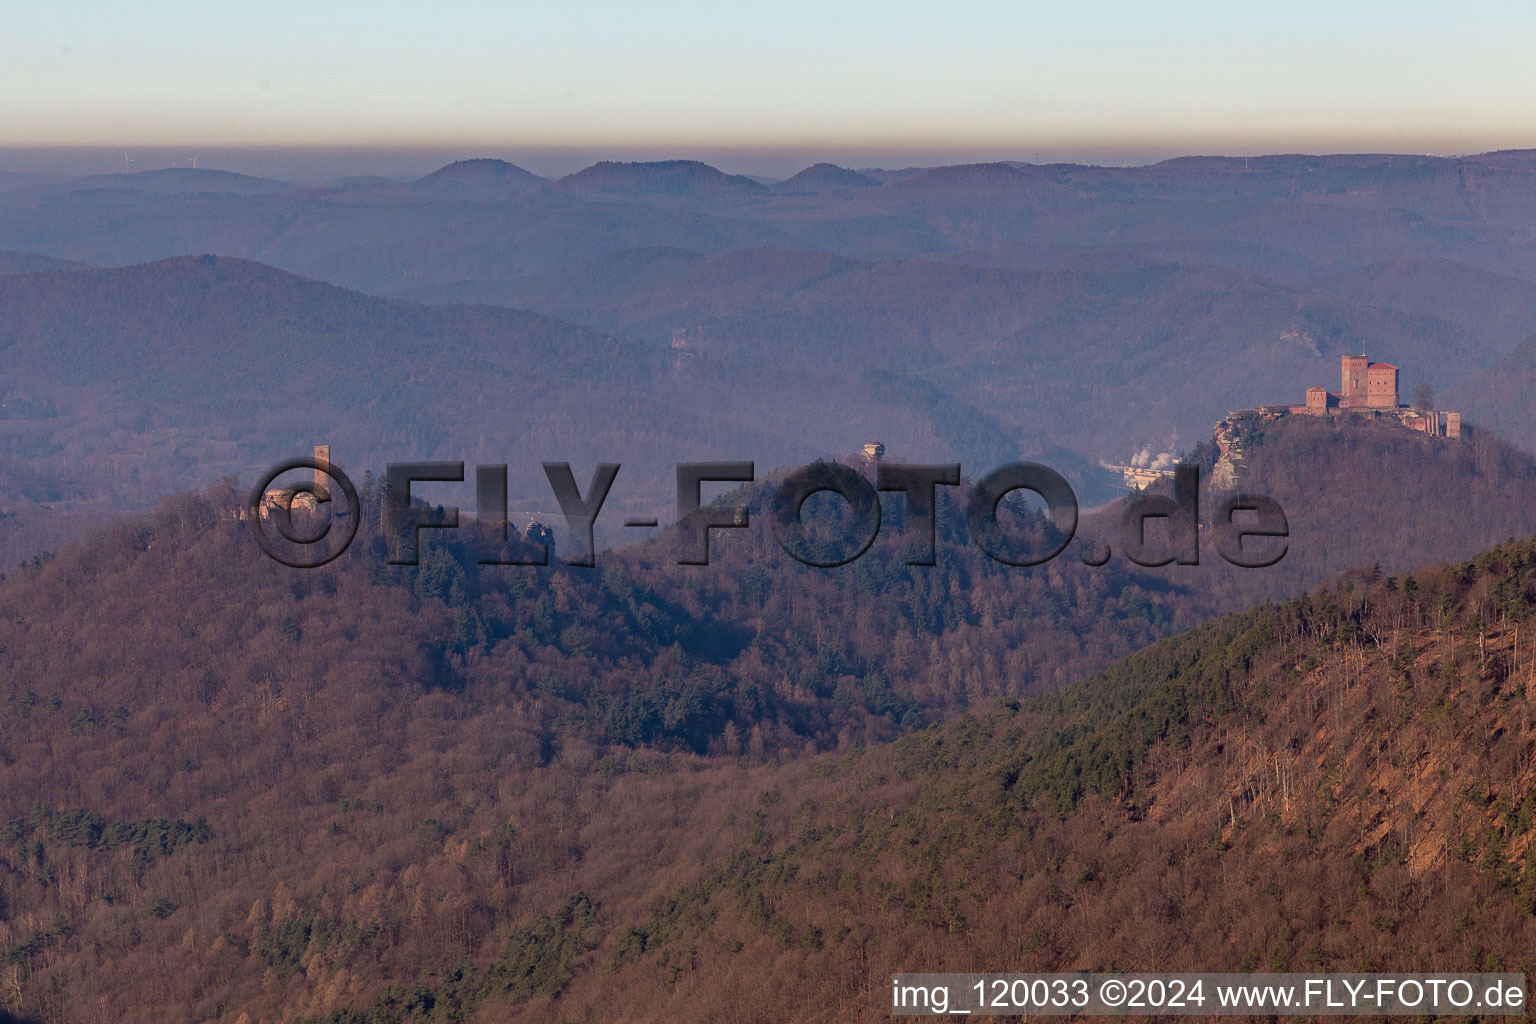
[1449,331,1536,454]
[21,253,1519,571]
[1,494,1533,1021]
[0,255,674,560]
[399,247,1487,463]
[1311,257,1536,358]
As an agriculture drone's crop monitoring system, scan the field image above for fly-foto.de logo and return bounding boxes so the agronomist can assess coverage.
[248,455,1288,571]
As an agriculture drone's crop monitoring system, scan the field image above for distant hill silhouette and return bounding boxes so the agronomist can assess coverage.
[0,250,79,275]
[66,167,298,195]
[555,159,767,200]
[409,158,546,198]
[8,149,1536,291]
[773,163,880,192]
[892,161,1045,192]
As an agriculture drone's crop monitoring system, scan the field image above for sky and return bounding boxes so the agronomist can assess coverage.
[4,1,1536,178]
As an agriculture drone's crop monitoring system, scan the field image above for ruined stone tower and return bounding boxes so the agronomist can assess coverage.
[314,444,331,500]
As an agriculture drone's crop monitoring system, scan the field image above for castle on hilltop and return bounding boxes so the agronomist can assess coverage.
[1239,353,1460,438]
[245,445,335,520]
[1204,354,1465,492]
[1311,354,1401,412]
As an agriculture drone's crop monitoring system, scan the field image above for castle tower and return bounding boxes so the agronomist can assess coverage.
[861,441,885,475]
[1341,354,1369,403]
[1365,362,1399,407]
[314,444,331,500]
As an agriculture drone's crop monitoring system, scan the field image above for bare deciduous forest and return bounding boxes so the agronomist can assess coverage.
[10,12,1536,1022]
[0,419,1534,1021]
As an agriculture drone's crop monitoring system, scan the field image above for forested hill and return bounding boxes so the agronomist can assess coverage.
[4,407,1533,767]
[0,474,1196,761]
[1116,411,1536,606]
[1,244,1528,569]
[0,411,1533,1023]
[527,534,1536,1023]
[1,482,1534,1020]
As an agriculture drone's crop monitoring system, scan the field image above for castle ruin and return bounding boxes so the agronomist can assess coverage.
[256,444,336,520]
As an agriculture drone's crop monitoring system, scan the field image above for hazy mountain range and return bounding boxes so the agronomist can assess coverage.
[6,151,1536,564]
[4,150,1536,1022]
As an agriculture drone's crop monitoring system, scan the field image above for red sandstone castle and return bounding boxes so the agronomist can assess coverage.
[1202,353,1464,492]
[1291,354,1459,437]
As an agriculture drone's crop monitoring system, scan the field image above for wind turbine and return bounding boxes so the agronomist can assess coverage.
[186,154,202,170]
[122,151,135,173]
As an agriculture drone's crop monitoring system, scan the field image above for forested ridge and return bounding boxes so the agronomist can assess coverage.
[0,421,1534,1020]
[302,536,1536,1023]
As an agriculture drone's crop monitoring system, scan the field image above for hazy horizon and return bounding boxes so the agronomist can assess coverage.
[7,1,1536,176]
[5,141,1534,184]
